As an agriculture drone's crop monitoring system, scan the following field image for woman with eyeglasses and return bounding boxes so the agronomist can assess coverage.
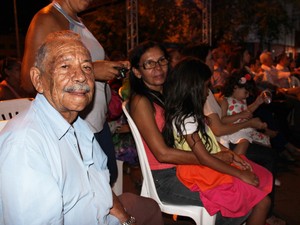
[128,41,251,225]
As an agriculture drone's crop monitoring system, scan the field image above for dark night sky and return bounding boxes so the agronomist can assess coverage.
[1,0,112,35]
[1,0,50,35]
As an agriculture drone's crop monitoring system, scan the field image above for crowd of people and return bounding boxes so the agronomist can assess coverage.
[1,0,300,224]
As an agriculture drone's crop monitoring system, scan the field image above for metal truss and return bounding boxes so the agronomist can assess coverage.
[202,0,211,45]
[126,0,139,55]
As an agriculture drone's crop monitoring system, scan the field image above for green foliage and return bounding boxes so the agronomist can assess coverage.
[82,2,127,57]
[82,0,298,55]
[212,0,294,47]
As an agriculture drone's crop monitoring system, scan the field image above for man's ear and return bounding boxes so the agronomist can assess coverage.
[30,67,44,93]
[132,67,142,79]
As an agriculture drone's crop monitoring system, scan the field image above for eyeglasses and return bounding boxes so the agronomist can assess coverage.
[140,57,169,70]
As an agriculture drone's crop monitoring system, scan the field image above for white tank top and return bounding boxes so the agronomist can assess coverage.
[53,2,111,133]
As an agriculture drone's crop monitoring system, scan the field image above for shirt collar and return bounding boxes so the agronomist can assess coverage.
[33,94,93,141]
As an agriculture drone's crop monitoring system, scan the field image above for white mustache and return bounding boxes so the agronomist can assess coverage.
[64,84,91,93]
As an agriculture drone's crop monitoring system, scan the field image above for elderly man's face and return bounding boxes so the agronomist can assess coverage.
[38,40,94,120]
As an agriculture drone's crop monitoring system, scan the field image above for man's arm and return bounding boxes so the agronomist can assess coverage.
[110,192,136,225]
[0,142,63,224]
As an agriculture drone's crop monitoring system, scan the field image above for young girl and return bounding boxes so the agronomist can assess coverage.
[220,71,271,154]
[163,57,272,225]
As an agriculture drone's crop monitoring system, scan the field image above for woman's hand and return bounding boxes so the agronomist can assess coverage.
[231,153,252,171]
[239,170,260,187]
[238,110,253,120]
[214,150,252,171]
[213,151,234,164]
[248,117,268,130]
[93,60,130,81]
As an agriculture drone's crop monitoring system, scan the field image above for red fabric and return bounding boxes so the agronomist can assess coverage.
[108,90,123,121]
[177,155,273,217]
[142,103,175,170]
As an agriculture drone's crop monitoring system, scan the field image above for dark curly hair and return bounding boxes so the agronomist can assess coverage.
[163,57,213,152]
[221,69,256,97]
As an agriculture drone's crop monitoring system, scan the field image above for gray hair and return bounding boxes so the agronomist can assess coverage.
[34,30,86,72]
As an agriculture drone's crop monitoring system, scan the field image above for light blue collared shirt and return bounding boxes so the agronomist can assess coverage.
[0,94,120,225]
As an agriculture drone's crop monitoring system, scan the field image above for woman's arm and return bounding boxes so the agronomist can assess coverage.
[207,113,266,137]
[92,60,131,82]
[21,6,68,94]
[186,132,258,186]
[130,95,200,165]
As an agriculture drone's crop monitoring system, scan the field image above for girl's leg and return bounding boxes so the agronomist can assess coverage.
[233,139,249,155]
[246,196,271,225]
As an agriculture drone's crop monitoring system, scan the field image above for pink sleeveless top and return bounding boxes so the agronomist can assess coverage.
[142,103,175,170]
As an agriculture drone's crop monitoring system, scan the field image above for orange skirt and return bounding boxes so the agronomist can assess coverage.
[176,156,273,217]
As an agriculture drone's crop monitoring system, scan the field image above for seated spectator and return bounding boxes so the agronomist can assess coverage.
[275,53,300,88]
[226,47,251,75]
[163,57,272,224]
[204,88,281,222]
[163,42,184,69]
[260,51,300,100]
[128,40,261,225]
[180,43,214,72]
[210,47,230,93]
[0,30,163,225]
[246,59,300,160]
[220,71,271,155]
[0,57,26,100]
[258,52,300,147]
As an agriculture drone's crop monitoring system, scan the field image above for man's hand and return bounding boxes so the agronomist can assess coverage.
[110,192,135,224]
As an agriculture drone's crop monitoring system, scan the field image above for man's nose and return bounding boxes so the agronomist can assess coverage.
[73,68,87,82]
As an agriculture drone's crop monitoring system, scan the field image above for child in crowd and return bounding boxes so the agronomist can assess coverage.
[163,57,272,225]
[220,71,271,154]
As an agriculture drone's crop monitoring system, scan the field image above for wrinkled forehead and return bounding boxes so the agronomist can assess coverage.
[42,40,91,72]
[49,40,91,62]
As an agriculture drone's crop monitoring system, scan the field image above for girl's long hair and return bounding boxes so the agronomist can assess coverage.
[163,57,213,151]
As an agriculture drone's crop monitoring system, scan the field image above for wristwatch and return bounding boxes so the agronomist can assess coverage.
[122,216,136,225]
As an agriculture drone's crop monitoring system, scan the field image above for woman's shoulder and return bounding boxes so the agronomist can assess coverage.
[130,94,164,117]
[130,94,151,108]
[31,4,68,29]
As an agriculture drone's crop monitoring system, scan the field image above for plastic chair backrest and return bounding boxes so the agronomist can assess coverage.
[122,101,216,225]
[0,120,8,132]
[0,98,32,120]
[112,160,124,196]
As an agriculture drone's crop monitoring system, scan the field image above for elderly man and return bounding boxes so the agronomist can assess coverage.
[0,31,163,225]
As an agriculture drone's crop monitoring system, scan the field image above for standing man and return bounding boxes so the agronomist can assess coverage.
[0,30,163,225]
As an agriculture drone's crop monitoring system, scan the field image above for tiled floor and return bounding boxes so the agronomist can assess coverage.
[122,153,300,225]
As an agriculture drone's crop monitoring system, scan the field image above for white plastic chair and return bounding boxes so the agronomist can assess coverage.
[0,120,8,131]
[0,98,32,120]
[122,101,216,225]
[112,160,124,196]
